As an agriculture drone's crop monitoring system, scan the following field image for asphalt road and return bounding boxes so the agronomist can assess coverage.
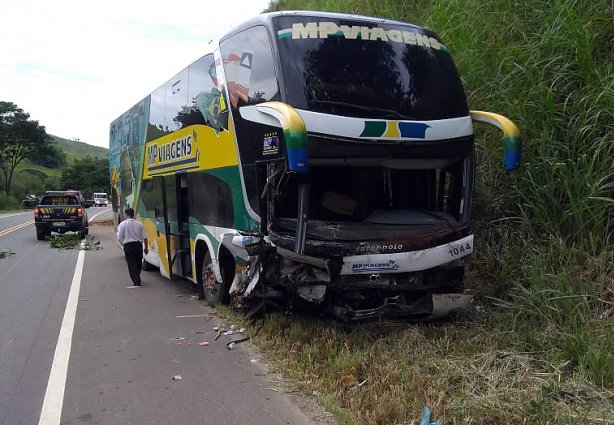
[0,208,334,425]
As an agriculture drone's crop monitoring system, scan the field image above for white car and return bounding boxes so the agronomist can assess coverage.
[93,192,108,207]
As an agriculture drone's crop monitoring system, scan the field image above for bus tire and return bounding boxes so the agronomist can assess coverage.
[200,251,228,307]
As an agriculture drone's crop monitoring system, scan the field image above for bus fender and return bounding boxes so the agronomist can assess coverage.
[193,234,223,283]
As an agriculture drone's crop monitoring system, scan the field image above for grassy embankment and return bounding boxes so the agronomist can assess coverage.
[222,1,614,424]
[0,135,107,210]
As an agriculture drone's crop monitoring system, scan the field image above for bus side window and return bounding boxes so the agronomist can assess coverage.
[165,69,188,132]
[184,54,228,131]
[139,179,164,220]
[188,172,234,228]
[147,86,168,142]
[219,25,281,109]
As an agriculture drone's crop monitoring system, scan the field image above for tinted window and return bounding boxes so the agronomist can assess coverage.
[166,68,189,132]
[171,54,228,131]
[220,26,280,109]
[273,17,468,120]
[139,179,164,218]
[188,172,234,228]
[41,195,79,206]
[147,86,168,142]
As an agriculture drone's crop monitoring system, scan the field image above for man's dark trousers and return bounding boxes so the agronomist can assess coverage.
[124,241,143,285]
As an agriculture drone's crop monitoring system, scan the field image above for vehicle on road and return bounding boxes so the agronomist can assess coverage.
[93,192,108,207]
[21,194,39,209]
[34,191,89,240]
[110,11,521,321]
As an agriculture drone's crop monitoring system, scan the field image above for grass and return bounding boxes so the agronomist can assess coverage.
[224,309,614,424]
[238,1,614,424]
[0,193,20,211]
[51,135,108,162]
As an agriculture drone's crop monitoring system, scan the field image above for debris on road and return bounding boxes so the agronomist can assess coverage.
[49,234,102,251]
[172,375,183,381]
[198,341,209,346]
[0,250,15,259]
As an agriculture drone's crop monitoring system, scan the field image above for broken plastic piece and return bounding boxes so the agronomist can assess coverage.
[227,342,236,350]
[172,375,183,381]
[420,406,442,425]
[198,341,209,346]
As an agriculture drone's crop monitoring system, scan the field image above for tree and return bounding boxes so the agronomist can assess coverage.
[0,101,52,195]
[30,142,66,168]
[61,155,110,198]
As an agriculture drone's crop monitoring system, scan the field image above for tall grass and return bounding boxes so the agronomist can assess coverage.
[0,193,20,211]
[422,0,614,390]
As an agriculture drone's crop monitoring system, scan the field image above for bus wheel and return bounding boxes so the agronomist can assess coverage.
[201,251,228,307]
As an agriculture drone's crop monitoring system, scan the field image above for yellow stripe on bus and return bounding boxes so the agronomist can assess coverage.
[143,122,239,179]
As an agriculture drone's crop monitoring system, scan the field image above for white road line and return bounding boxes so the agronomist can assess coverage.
[176,315,208,318]
[37,250,85,425]
[0,212,30,219]
[88,208,109,223]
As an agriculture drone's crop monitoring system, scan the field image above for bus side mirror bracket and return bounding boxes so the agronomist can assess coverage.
[470,110,522,172]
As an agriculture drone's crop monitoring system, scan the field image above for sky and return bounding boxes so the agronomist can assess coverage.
[0,0,271,148]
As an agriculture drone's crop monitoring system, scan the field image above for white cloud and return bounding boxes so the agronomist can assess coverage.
[0,0,270,147]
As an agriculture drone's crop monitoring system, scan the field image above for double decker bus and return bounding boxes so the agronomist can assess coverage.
[109,11,521,321]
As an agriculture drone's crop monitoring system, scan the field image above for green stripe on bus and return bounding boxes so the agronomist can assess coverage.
[360,121,386,137]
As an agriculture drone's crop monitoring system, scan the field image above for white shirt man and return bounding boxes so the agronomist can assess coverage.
[117,208,148,286]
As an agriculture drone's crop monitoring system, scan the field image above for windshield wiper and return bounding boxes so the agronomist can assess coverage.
[307,100,413,120]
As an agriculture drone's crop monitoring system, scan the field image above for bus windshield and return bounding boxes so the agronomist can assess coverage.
[273,16,468,120]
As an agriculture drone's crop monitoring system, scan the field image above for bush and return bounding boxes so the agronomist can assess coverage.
[0,193,20,211]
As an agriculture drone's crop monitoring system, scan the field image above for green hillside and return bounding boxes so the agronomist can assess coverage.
[51,135,108,163]
[9,136,109,203]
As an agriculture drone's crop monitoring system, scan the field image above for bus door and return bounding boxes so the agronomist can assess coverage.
[151,176,172,279]
[161,174,191,279]
[175,173,192,278]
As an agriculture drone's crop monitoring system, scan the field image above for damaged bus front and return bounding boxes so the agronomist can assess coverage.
[224,12,521,321]
[110,11,520,322]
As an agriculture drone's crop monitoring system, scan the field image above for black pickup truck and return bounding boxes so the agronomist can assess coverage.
[34,191,89,240]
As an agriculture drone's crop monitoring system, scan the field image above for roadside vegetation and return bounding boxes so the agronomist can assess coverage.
[227,1,613,424]
[0,102,109,211]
